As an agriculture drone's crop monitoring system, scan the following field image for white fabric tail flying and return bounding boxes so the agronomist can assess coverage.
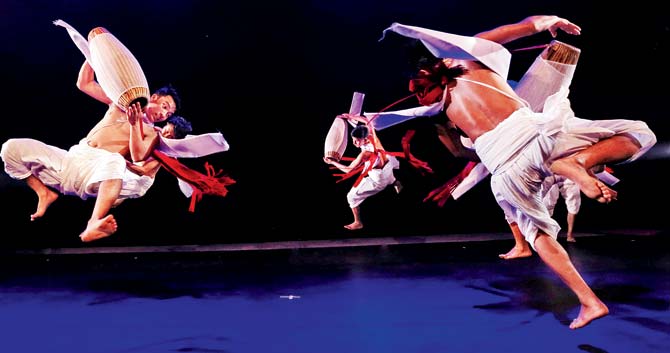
[53,19,92,63]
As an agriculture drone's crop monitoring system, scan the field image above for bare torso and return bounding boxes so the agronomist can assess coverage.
[85,105,155,159]
[445,60,526,142]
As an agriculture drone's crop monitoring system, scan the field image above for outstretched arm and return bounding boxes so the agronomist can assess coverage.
[323,150,369,173]
[475,15,581,44]
[76,61,112,104]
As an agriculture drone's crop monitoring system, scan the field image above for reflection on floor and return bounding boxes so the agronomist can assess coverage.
[1,231,668,353]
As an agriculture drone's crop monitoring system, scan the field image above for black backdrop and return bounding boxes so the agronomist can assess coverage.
[1,0,668,248]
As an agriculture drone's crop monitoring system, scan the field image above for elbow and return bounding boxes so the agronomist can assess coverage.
[130,150,150,164]
[135,154,150,164]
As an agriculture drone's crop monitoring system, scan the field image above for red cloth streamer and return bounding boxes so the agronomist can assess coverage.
[327,130,433,186]
[151,150,236,212]
[399,130,433,175]
[423,161,478,207]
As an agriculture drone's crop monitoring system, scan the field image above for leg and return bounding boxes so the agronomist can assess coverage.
[499,222,532,259]
[80,179,121,242]
[566,212,577,242]
[1,138,65,220]
[533,233,609,329]
[25,175,59,221]
[344,206,363,230]
[550,135,641,203]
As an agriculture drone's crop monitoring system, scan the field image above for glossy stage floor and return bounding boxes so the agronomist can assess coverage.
[1,230,668,353]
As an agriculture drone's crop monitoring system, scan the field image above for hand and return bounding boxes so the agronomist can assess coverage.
[526,15,581,38]
[337,113,369,125]
[547,17,581,37]
[126,102,143,125]
[323,156,334,164]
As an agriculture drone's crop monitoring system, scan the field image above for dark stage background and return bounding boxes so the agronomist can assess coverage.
[1,1,668,249]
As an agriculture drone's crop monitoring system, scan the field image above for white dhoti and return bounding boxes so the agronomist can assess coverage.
[542,175,581,216]
[60,139,154,200]
[1,138,154,201]
[1,138,68,191]
[474,88,656,248]
[347,155,399,208]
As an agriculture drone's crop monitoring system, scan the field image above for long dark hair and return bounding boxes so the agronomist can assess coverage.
[166,115,192,139]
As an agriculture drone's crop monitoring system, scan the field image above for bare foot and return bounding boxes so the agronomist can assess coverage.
[567,236,577,243]
[344,222,363,230]
[569,301,609,329]
[80,215,117,242]
[499,246,532,260]
[30,189,59,221]
[550,158,617,203]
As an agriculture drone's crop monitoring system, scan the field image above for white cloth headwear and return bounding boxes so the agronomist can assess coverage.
[380,23,512,80]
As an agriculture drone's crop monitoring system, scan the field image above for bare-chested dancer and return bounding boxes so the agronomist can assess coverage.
[1,61,180,242]
[4,113,192,227]
[386,15,656,329]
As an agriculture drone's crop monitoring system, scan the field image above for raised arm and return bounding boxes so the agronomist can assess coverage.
[76,61,113,104]
[127,102,160,162]
[475,15,581,44]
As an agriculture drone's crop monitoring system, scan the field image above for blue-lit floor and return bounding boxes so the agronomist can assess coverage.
[1,233,668,353]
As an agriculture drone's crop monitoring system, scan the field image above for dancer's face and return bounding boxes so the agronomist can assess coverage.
[352,137,366,148]
[409,69,443,106]
[145,94,177,123]
[161,123,176,138]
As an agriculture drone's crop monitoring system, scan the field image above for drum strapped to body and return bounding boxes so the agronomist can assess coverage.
[324,117,348,161]
[514,40,581,112]
[323,92,365,161]
[87,27,150,110]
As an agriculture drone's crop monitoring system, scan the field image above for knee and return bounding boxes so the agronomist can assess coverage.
[347,192,363,208]
[0,138,21,161]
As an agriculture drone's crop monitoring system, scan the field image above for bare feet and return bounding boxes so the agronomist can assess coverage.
[80,215,117,242]
[499,246,533,260]
[344,222,363,230]
[550,157,617,203]
[569,301,609,329]
[567,236,577,243]
[30,189,59,221]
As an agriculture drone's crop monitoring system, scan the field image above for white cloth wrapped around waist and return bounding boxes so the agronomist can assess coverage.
[473,107,543,175]
[347,155,399,208]
[60,139,153,200]
[473,86,656,174]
